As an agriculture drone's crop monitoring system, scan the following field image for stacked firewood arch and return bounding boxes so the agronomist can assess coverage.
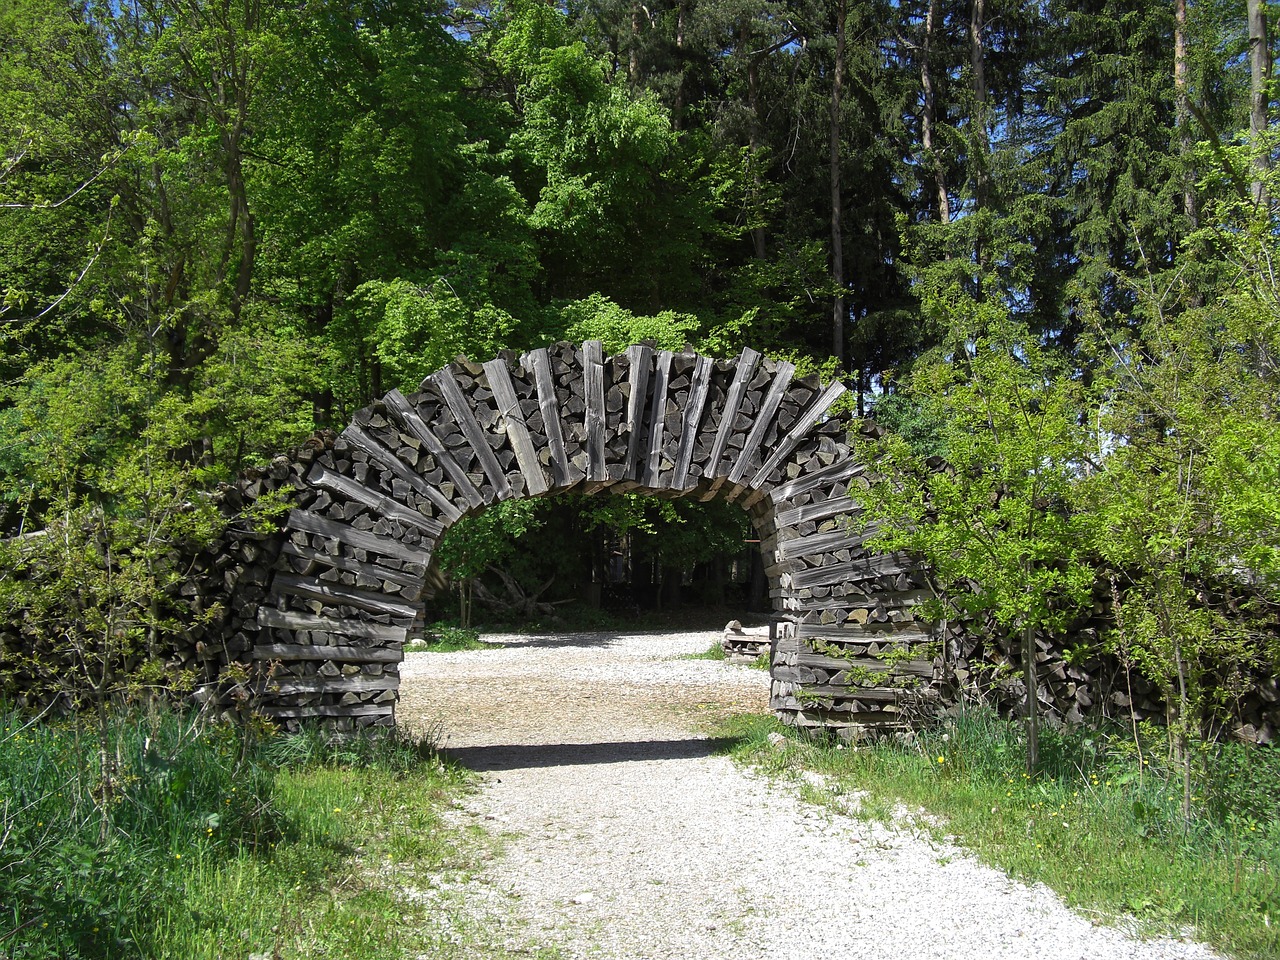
[249,342,946,734]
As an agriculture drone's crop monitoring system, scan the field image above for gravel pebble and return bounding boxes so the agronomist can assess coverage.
[397,629,1219,960]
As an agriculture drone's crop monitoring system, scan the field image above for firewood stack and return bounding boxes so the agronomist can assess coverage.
[7,340,1278,743]
[0,434,332,716]
[750,421,943,737]
[167,434,336,713]
[946,595,1278,745]
[238,341,942,733]
[721,620,769,660]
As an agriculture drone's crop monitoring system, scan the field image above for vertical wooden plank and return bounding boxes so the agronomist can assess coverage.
[642,350,674,488]
[623,344,654,480]
[583,340,607,481]
[704,347,762,479]
[431,368,512,501]
[483,357,550,496]
[748,381,848,488]
[672,355,713,489]
[343,423,462,521]
[728,360,795,485]
[382,389,485,510]
[522,347,573,488]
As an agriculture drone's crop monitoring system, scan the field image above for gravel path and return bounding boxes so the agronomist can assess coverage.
[397,630,1219,960]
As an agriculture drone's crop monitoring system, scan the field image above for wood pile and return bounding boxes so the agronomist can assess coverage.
[234,342,1280,742]
[942,593,1280,745]
[8,338,1277,745]
[0,434,330,716]
[721,620,769,661]
[235,342,940,732]
[167,434,337,715]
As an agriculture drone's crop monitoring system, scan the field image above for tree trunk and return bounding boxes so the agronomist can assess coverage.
[224,151,256,318]
[700,555,726,606]
[673,0,688,129]
[830,0,847,367]
[969,0,990,212]
[748,547,767,612]
[1174,0,1199,229]
[661,564,683,608]
[921,0,951,224]
[1249,0,1270,204]
[629,3,643,87]
[746,23,768,259]
[588,527,606,609]
[1022,621,1039,776]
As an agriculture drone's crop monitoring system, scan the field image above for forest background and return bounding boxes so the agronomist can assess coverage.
[1,0,1278,732]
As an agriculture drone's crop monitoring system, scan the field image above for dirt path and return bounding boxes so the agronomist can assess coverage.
[397,630,1217,960]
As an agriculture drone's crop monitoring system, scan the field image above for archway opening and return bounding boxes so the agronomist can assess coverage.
[421,489,770,630]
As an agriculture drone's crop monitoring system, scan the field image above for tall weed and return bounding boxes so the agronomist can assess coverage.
[0,707,468,959]
[1,708,282,957]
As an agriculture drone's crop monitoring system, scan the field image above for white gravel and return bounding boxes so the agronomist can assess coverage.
[397,629,1219,960]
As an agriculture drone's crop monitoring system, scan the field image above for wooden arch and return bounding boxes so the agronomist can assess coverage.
[249,342,944,735]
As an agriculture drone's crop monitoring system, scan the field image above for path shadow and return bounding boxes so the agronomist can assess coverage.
[441,736,740,772]
[486,633,622,650]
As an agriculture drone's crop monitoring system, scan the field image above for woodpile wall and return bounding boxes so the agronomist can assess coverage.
[4,340,1276,744]
[171,435,336,717]
[229,341,950,732]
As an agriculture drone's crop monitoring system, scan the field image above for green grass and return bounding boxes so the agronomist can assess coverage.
[404,622,489,653]
[681,641,769,670]
[718,709,1280,960]
[681,641,727,662]
[0,708,552,959]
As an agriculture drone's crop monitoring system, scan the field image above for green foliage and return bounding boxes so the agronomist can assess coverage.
[494,0,733,311]
[1068,161,1280,806]
[0,340,230,708]
[857,301,1097,643]
[0,322,320,706]
[437,494,747,599]
[435,499,544,584]
[184,319,332,473]
[858,298,1099,772]
[863,389,947,461]
[625,496,750,574]
[554,293,700,352]
[345,278,520,394]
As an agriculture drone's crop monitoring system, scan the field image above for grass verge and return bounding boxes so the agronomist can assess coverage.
[718,709,1280,960]
[1,707,554,959]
